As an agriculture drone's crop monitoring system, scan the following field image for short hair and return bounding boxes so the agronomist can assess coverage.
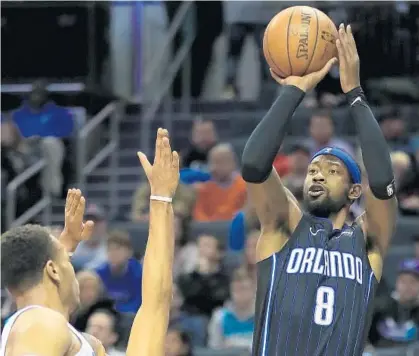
[1,224,57,292]
[107,230,132,249]
[90,308,119,333]
[231,267,252,283]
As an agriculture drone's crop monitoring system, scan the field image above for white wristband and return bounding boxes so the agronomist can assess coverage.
[150,195,173,203]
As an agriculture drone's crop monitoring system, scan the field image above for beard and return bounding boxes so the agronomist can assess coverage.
[303,191,349,218]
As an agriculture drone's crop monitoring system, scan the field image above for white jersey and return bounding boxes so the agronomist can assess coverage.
[0,305,95,356]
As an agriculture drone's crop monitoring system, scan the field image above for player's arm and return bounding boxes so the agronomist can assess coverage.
[7,308,72,356]
[337,24,397,280]
[126,128,179,356]
[241,60,336,262]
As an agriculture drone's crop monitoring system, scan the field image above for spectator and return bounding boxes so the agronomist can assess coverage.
[173,215,199,280]
[183,119,218,169]
[165,327,194,356]
[306,110,354,158]
[208,269,255,350]
[391,151,419,214]
[11,80,74,196]
[169,283,207,347]
[282,143,311,201]
[71,203,109,271]
[1,119,43,231]
[369,259,419,348]
[378,110,410,152]
[193,143,247,222]
[85,308,125,356]
[223,1,271,99]
[178,234,230,317]
[131,179,196,222]
[228,203,259,252]
[71,270,109,331]
[95,230,143,313]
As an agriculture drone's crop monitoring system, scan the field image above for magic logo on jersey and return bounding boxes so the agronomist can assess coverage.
[286,247,364,285]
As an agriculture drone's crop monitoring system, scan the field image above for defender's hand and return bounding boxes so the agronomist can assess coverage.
[270,57,337,92]
[61,189,94,251]
[336,24,361,93]
[137,128,180,198]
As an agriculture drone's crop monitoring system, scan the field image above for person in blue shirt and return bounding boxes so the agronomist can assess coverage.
[10,80,74,196]
[95,230,143,313]
[12,80,74,139]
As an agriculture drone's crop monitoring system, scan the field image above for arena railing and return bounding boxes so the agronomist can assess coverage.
[139,1,195,155]
[2,81,87,230]
[76,101,122,217]
[5,159,52,230]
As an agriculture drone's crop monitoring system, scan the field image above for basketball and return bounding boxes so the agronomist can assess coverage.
[263,6,338,78]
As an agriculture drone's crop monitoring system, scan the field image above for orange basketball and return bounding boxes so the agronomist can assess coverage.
[263,6,338,78]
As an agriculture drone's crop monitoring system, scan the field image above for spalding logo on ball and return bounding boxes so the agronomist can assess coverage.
[263,6,338,78]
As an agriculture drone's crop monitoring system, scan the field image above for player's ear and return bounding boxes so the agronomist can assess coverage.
[348,183,362,202]
[45,260,61,285]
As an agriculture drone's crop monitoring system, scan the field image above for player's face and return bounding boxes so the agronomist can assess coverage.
[50,237,80,312]
[303,155,361,218]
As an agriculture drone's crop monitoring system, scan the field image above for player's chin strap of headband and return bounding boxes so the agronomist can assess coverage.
[345,87,395,200]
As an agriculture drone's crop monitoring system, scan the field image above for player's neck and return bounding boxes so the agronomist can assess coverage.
[14,284,71,320]
[328,208,349,230]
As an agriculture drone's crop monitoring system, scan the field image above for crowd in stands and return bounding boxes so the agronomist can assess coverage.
[2,109,419,355]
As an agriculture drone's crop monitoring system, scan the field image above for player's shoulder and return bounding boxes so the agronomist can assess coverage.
[13,307,69,332]
[10,307,72,344]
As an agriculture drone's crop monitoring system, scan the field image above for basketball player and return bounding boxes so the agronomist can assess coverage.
[241,25,397,355]
[1,128,179,356]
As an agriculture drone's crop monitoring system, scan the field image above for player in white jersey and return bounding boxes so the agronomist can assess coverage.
[1,128,179,356]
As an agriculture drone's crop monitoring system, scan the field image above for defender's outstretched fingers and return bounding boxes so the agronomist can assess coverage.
[161,137,171,166]
[172,151,180,169]
[76,196,86,218]
[65,189,74,214]
[70,189,81,215]
[154,128,163,164]
[81,220,95,240]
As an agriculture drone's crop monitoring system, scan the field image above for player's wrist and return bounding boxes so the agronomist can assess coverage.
[345,86,366,105]
[150,195,173,203]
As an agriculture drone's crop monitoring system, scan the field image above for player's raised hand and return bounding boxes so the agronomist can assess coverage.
[336,23,361,93]
[137,128,180,198]
[270,56,337,92]
[62,189,95,247]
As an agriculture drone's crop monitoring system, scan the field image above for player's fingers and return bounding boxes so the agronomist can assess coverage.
[317,57,338,80]
[154,128,163,164]
[172,151,180,170]
[81,220,95,240]
[346,24,358,58]
[76,195,86,219]
[338,24,349,60]
[269,68,283,84]
[137,151,152,178]
[335,39,346,65]
[65,189,73,214]
[71,189,82,215]
[161,137,171,165]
